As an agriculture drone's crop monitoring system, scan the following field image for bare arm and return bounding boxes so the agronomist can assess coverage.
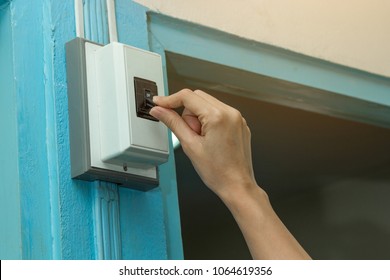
[150,89,311,260]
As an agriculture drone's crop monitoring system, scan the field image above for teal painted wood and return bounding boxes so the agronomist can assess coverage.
[0,3,22,259]
[43,0,97,259]
[116,0,148,50]
[93,182,122,259]
[119,187,168,259]
[84,0,109,44]
[158,147,184,260]
[1,0,183,260]
[8,0,57,259]
[148,14,390,107]
[43,0,61,259]
[3,0,96,259]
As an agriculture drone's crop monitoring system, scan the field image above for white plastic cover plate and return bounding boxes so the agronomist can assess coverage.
[95,42,169,168]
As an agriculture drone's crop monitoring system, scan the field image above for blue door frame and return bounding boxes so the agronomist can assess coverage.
[0,0,20,259]
[0,0,183,260]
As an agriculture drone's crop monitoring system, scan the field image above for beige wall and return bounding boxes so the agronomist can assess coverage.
[135,0,390,77]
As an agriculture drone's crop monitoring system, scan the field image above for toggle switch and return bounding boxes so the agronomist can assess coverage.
[134,77,158,122]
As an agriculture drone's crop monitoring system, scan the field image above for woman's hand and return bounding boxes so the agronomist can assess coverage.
[150,89,257,200]
[150,89,311,260]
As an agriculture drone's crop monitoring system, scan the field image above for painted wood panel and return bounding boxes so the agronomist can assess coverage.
[9,0,56,259]
[0,0,183,260]
[0,2,22,259]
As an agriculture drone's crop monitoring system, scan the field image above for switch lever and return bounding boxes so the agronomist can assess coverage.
[134,77,159,122]
[145,96,156,109]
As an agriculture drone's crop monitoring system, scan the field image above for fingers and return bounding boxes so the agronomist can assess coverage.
[153,89,213,117]
[149,106,199,144]
[193,89,224,108]
[182,108,202,135]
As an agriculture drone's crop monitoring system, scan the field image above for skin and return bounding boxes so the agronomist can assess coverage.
[150,89,311,260]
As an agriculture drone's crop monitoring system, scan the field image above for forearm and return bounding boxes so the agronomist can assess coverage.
[219,184,311,260]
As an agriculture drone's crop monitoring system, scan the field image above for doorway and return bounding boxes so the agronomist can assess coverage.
[167,52,390,260]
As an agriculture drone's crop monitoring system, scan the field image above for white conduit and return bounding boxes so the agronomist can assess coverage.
[106,0,118,42]
[74,0,118,43]
[74,0,85,38]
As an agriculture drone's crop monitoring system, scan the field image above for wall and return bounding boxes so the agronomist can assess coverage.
[0,2,22,259]
[135,0,390,77]
[0,0,58,259]
[273,178,390,259]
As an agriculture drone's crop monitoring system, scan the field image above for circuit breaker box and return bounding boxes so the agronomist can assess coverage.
[66,38,169,190]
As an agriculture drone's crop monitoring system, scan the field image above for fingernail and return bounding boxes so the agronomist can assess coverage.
[149,106,159,118]
[153,96,161,103]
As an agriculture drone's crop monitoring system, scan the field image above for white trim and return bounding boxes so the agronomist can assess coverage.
[106,0,118,42]
[74,0,84,38]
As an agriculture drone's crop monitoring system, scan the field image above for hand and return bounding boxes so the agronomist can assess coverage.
[149,89,257,200]
[150,89,311,260]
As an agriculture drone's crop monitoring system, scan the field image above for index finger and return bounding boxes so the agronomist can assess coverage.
[153,89,213,117]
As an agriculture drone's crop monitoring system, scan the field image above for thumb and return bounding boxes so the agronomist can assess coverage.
[150,106,198,144]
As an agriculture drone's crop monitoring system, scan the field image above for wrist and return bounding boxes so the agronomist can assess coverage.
[218,181,269,214]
